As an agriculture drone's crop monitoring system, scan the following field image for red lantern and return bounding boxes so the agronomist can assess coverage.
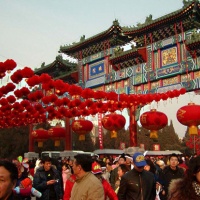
[140,109,168,139]
[72,119,93,140]
[177,103,200,135]
[48,126,66,146]
[101,113,126,138]
[32,128,49,139]
[48,126,66,138]
[31,128,49,147]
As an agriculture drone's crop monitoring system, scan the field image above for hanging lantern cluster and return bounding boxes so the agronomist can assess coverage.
[32,127,66,147]
[0,59,17,79]
[0,58,187,129]
[71,118,93,140]
[140,109,168,139]
[177,103,200,135]
[101,113,126,138]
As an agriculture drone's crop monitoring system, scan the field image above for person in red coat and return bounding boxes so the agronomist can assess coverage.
[63,174,76,200]
[92,161,118,200]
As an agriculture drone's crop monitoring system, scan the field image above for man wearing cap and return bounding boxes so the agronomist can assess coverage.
[118,152,156,200]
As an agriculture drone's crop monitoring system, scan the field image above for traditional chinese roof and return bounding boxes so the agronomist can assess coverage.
[186,31,200,58]
[59,20,131,59]
[109,46,147,70]
[60,1,200,59]
[34,55,78,83]
[122,1,200,46]
[55,71,78,84]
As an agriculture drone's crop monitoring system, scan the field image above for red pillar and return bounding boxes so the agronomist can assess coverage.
[65,118,72,150]
[129,106,137,147]
[29,124,34,152]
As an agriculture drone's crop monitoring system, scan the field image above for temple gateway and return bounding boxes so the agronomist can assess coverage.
[34,1,200,149]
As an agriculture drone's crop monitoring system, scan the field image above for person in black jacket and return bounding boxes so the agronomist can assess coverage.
[158,153,185,200]
[33,156,63,200]
[168,156,200,200]
[117,152,156,200]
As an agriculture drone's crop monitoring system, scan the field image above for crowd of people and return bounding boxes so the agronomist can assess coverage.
[0,152,200,200]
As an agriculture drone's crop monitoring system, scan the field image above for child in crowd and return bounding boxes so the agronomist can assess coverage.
[14,177,42,198]
[62,163,71,190]
[92,161,118,200]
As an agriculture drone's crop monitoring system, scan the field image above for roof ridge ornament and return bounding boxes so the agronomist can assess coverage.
[80,35,85,42]
[113,19,119,26]
[182,0,198,7]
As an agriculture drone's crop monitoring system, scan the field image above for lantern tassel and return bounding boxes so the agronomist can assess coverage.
[79,135,85,141]
[111,130,117,138]
[38,141,43,147]
[150,130,158,139]
[55,140,60,147]
[189,125,198,135]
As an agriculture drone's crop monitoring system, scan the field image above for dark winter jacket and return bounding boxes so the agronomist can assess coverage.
[117,168,156,200]
[158,166,184,200]
[110,166,119,190]
[33,166,63,200]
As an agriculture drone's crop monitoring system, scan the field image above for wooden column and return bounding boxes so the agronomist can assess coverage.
[65,118,72,150]
[129,105,137,147]
[29,124,34,152]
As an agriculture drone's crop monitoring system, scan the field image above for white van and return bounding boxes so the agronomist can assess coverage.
[144,150,182,156]
[60,150,95,159]
[41,151,61,159]
[24,152,39,160]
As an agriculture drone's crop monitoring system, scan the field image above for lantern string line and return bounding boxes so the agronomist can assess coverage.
[188,91,195,103]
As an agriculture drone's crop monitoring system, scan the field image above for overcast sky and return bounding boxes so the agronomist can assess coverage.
[0,0,199,138]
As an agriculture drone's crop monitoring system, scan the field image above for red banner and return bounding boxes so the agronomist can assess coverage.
[98,113,103,149]
[153,144,160,151]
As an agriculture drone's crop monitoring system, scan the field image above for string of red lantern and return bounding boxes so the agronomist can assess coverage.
[0,59,187,129]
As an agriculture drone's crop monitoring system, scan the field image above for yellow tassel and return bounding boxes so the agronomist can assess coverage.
[189,125,198,135]
[150,130,158,139]
[38,141,43,147]
[54,140,60,147]
[111,130,117,138]
[79,135,85,140]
